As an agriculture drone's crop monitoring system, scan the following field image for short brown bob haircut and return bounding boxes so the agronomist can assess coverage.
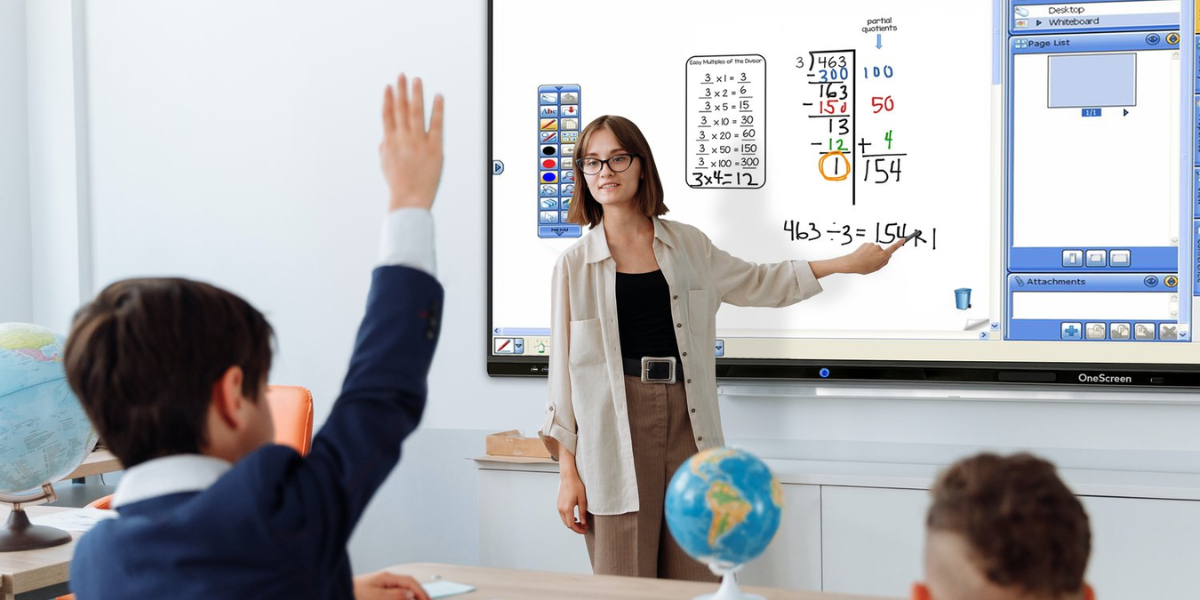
[64,278,274,468]
[927,453,1091,598]
[566,115,667,228]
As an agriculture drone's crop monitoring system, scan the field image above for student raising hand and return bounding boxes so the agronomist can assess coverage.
[353,571,431,600]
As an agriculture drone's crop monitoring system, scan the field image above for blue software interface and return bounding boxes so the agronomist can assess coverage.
[1004,0,1195,343]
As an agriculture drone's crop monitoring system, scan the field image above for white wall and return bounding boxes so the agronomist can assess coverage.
[80,0,530,430]
[26,0,89,334]
[0,0,31,324]
[45,0,1200,581]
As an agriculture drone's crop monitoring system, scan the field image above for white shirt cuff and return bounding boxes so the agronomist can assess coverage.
[378,208,436,276]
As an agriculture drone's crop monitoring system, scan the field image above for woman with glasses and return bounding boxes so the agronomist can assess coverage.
[538,115,903,581]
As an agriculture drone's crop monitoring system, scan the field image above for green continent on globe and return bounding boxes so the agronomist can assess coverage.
[0,327,60,362]
[690,448,737,481]
[705,480,752,548]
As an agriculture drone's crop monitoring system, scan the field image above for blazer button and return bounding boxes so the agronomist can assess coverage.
[673,295,679,300]
[676,323,682,328]
[682,352,687,357]
[549,406,554,411]
[687,379,692,384]
[697,436,703,442]
[690,408,696,413]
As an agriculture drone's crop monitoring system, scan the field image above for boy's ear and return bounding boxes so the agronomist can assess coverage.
[1082,583,1095,600]
[911,582,932,600]
[212,366,246,430]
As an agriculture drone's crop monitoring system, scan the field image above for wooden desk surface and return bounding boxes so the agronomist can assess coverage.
[0,505,79,600]
[63,450,122,481]
[385,563,897,600]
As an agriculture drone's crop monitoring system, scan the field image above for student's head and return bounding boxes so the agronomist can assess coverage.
[914,453,1093,600]
[567,115,666,227]
[64,278,277,468]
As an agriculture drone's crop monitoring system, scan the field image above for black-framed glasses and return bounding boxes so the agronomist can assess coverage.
[579,154,638,175]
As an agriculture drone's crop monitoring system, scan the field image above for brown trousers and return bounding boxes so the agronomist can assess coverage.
[584,375,718,582]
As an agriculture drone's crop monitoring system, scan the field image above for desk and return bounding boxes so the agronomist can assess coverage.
[385,563,896,600]
[0,506,78,600]
[63,451,121,481]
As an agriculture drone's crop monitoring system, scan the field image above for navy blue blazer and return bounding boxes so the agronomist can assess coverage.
[70,265,444,599]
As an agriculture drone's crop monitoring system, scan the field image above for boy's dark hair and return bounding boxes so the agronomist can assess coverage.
[566,115,667,228]
[927,453,1091,598]
[64,278,274,468]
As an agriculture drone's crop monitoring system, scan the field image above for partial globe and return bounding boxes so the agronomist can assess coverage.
[665,447,783,570]
[0,323,98,497]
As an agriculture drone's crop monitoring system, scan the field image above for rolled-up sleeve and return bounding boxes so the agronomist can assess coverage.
[540,255,578,459]
[707,235,823,307]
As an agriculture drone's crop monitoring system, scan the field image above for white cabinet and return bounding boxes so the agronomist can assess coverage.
[738,484,822,591]
[477,466,823,589]
[476,462,1200,600]
[1080,496,1200,599]
[820,486,927,596]
[816,486,1200,600]
[478,468,591,574]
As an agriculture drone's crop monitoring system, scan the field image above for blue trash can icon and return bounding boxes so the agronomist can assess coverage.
[954,288,972,310]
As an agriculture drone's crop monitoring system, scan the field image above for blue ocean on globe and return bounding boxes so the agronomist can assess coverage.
[0,323,97,496]
[665,447,783,568]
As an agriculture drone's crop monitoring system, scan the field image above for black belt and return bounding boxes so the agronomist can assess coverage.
[622,356,678,383]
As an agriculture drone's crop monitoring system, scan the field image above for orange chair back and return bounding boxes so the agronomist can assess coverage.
[266,385,314,456]
[86,495,112,510]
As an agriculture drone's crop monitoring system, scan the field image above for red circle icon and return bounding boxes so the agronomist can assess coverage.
[543,158,557,169]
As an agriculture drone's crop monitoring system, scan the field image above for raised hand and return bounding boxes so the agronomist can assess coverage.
[380,73,445,212]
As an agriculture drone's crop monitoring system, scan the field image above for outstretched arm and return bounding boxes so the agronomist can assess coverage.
[263,73,447,571]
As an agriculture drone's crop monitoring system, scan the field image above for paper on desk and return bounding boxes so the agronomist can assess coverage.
[30,508,118,532]
[424,581,475,598]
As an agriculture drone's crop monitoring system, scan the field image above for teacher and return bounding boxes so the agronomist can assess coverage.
[539,115,904,581]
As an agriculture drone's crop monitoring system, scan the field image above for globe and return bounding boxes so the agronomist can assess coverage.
[0,323,98,498]
[665,447,783,570]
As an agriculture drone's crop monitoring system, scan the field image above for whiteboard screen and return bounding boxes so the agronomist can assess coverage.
[488,0,1200,387]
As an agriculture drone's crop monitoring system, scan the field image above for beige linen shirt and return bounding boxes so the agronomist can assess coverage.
[539,217,823,515]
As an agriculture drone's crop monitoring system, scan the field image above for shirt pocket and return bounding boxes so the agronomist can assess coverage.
[688,289,711,336]
[568,318,606,366]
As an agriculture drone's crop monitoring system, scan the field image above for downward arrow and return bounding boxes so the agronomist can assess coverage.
[876,34,882,49]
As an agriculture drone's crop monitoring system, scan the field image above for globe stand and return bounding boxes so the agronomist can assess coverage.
[0,484,72,552]
[694,564,763,600]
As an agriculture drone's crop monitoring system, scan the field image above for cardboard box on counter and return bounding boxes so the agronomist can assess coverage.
[486,430,551,458]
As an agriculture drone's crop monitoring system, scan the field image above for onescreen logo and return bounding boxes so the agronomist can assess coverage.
[1078,373,1132,384]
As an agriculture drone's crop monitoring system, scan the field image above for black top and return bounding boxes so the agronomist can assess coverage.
[615,270,682,363]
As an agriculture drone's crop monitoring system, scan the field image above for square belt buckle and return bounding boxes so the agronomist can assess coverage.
[641,356,677,384]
